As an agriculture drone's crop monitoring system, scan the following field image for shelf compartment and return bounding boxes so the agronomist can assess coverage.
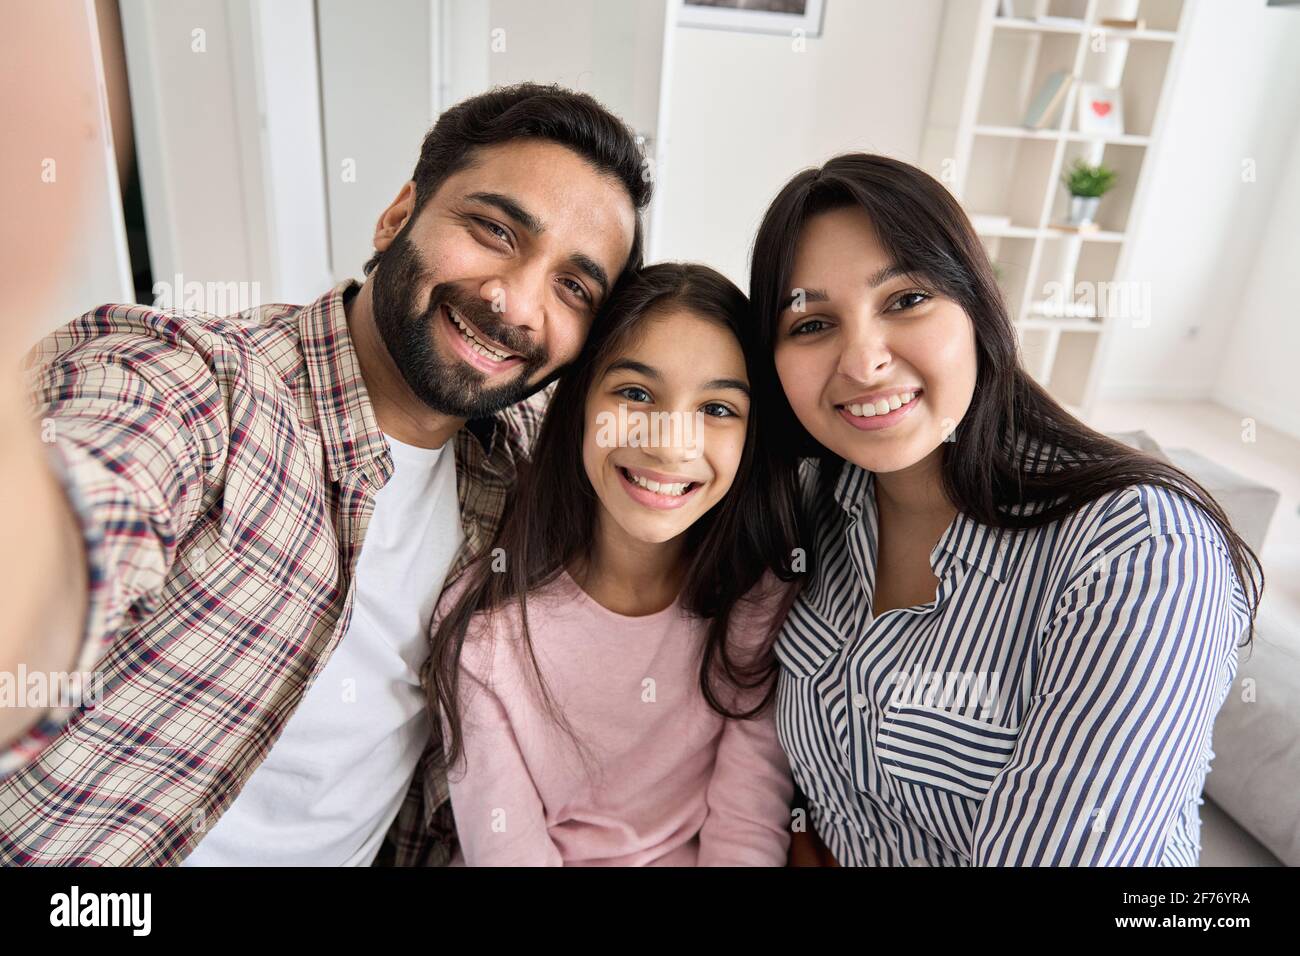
[1051,140,1144,234]
[966,135,1059,230]
[984,235,1037,317]
[1047,330,1103,407]
[977,29,1082,128]
[1094,0,1184,33]
[1075,34,1172,138]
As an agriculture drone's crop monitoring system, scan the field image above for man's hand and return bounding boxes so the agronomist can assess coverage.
[0,375,88,750]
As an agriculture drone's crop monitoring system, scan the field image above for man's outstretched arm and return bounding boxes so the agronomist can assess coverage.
[0,386,87,750]
[0,307,230,766]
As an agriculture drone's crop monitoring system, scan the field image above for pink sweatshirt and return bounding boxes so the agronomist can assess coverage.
[443,571,793,866]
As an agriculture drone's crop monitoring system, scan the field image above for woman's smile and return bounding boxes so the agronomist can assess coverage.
[835,387,924,431]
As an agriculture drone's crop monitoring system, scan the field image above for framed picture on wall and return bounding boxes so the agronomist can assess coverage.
[1075,83,1125,136]
[677,0,826,37]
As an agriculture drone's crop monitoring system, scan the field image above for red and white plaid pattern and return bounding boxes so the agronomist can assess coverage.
[0,281,546,865]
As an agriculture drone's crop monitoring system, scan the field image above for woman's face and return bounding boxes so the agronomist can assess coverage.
[774,206,978,476]
[582,309,751,545]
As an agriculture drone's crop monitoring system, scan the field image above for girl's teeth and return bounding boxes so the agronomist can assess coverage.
[888,394,902,410]
[626,470,690,496]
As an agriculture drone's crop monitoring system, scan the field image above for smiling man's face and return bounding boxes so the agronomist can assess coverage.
[368,139,638,419]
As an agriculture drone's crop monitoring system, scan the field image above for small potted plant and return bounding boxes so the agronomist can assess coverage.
[1062,159,1117,227]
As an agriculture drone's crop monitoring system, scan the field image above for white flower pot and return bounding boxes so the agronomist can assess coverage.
[1068,195,1101,226]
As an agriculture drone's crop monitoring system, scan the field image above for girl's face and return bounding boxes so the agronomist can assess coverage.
[774,206,978,476]
[582,309,751,546]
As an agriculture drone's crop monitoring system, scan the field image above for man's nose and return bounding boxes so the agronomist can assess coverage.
[480,269,545,334]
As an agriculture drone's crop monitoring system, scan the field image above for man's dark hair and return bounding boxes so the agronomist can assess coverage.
[363,82,652,280]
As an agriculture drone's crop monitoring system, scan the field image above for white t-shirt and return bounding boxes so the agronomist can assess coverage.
[184,433,464,866]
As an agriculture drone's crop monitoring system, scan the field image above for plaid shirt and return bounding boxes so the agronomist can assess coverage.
[0,281,547,865]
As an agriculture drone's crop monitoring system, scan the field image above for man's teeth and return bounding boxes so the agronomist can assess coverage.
[624,469,692,497]
[449,310,511,362]
[845,391,916,417]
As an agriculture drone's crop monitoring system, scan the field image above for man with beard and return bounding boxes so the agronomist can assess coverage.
[0,83,648,865]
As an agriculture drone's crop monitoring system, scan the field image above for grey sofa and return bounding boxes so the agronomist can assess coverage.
[1108,432,1289,867]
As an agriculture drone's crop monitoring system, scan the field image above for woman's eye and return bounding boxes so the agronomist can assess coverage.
[702,402,736,418]
[790,318,829,336]
[890,290,931,311]
[616,386,651,403]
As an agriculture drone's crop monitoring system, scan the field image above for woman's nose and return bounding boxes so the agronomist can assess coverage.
[837,326,891,382]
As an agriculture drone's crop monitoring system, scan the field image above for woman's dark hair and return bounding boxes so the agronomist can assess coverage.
[364,82,652,279]
[749,153,1263,642]
[428,263,804,775]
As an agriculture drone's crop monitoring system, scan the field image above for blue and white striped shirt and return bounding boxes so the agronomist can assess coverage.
[776,455,1250,866]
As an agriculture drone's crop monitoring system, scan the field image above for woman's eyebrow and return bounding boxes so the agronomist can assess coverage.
[868,264,907,288]
[781,288,829,311]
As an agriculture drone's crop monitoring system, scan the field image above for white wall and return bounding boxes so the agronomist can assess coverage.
[318,0,433,282]
[652,0,945,288]
[1213,113,1300,440]
[1097,0,1300,429]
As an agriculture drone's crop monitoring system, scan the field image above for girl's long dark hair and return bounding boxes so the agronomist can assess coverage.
[427,263,804,776]
[749,153,1262,641]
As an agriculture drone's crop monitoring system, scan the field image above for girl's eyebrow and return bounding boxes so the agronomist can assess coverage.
[702,378,750,396]
[604,360,749,396]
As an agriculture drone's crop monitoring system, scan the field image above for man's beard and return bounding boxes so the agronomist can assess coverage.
[369,228,548,419]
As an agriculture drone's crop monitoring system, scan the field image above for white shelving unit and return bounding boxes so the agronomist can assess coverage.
[920,0,1193,416]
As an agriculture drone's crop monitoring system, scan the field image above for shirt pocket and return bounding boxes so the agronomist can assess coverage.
[875,703,1020,801]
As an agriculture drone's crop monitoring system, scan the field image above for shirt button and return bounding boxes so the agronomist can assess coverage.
[851,693,868,709]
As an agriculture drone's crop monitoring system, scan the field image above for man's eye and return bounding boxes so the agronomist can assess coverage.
[616,386,651,403]
[559,277,590,302]
[790,318,828,336]
[475,218,511,245]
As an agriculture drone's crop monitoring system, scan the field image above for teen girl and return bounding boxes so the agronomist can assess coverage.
[429,263,801,865]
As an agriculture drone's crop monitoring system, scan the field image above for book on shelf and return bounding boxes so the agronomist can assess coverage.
[1022,72,1072,130]
[1100,17,1146,30]
[1050,221,1101,234]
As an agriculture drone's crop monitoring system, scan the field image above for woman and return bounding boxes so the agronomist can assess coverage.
[428,263,801,865]
[750,154,1263,867]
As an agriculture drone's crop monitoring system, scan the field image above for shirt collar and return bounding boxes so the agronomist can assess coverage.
[831,459,1020,583]
[299,280,506,484]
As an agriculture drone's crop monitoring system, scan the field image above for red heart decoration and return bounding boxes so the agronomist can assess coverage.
[1091,100,1112,117]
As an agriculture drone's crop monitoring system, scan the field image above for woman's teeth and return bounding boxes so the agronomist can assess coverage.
[623,468,693,497]
[450,309,512,362]
[845,391,916,417]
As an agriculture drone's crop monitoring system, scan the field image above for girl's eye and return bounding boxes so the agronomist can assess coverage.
[890,290,932,311]
[702,402,737,418]
[616,386,652,404]
[790,318,829,336]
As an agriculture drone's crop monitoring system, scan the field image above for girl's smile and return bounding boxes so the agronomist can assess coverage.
[613,464,707,510]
